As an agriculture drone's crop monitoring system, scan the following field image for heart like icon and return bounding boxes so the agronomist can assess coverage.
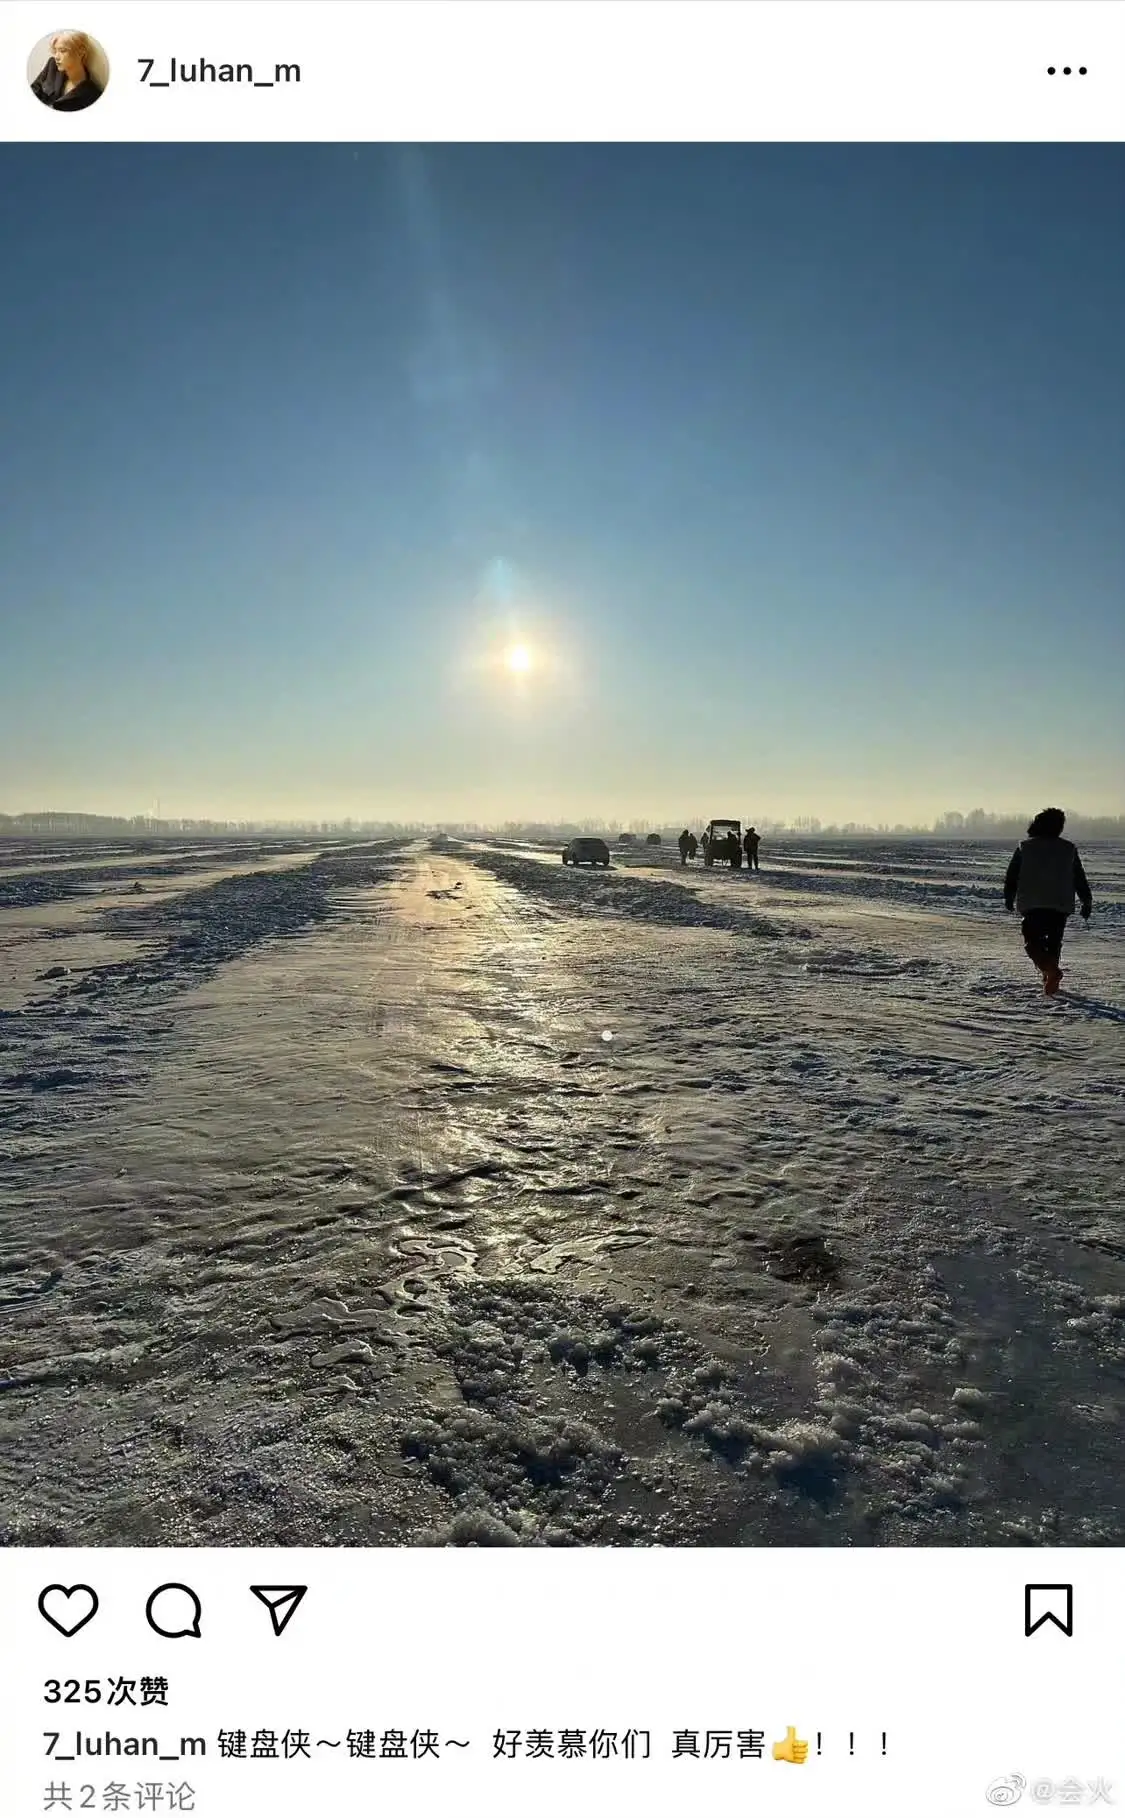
[39,1584,99,1637]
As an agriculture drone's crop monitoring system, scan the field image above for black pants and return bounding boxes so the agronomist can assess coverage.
[745,849,759,871]
[1021,908,1066,970]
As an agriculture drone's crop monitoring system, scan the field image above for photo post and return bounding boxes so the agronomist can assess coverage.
[1,3,1123,1813]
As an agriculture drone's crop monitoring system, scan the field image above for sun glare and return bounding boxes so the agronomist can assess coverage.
[505,644,533,674]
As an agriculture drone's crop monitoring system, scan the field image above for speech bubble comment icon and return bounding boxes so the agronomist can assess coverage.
[146,1583,203,1639]
[39,1584,99,1637]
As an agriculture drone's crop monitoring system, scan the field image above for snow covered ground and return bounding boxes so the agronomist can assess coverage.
[1,834,1122,1547]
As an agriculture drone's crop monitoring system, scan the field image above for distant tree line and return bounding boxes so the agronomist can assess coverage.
[757,809,1125,840]
[481,809,1125,842]
[0,811,425,839]
[927,808,1125,840]
[3,806,1122,843]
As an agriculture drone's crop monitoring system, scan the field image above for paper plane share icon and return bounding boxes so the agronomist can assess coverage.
[250,1585,308,1637]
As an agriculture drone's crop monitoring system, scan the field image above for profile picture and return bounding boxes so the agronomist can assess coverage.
[28,28,109,112]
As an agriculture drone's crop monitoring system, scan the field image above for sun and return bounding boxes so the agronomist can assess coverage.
[504,643,533,674]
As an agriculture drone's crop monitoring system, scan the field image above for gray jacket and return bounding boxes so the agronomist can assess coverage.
[1004,836,1092,917]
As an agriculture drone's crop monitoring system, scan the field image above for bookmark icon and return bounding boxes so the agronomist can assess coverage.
[1024,1584,1073,1637]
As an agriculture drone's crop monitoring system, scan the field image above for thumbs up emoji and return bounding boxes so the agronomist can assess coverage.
[772,1726,809,1764]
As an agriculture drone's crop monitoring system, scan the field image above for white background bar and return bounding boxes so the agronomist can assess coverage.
[2,2,1123,142]
[2,1547,1120,1817]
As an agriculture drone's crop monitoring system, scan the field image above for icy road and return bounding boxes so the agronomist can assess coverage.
[1,835,1122,1546]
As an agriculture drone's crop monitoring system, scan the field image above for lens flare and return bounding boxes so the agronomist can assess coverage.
[505,644,532,674]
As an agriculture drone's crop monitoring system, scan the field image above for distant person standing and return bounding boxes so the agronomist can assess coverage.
[687,832,698,861]
[1003,807,1092,996]
[744,826,761,871]
[678,829,691,866]
[701,831,710,861]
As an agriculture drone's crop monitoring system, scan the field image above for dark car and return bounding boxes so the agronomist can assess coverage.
[562,838,611,867]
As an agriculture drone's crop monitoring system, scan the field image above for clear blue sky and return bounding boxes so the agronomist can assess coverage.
[2,144,1122,825]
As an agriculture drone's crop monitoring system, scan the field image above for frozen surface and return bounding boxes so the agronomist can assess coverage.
[1,836,1122,1546]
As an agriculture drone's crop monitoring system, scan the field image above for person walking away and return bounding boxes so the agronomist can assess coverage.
[1003,806,1092,996]
[744,826,761,871]
[701,831,710,862]
[687,832,698,861]
[678,829,691,866]
[727,831,742,868]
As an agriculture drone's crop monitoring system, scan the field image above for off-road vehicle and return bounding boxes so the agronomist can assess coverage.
[703,819,742,867]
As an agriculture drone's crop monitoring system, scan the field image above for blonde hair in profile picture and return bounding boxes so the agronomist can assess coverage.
[28,28,110,112]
